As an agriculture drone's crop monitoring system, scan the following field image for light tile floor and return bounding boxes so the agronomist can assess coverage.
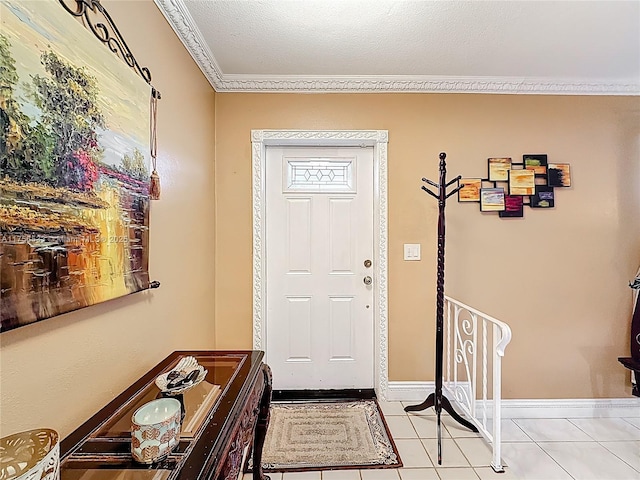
[243,401,640,480]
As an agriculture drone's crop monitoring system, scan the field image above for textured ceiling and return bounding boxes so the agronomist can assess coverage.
[155,0,640,94]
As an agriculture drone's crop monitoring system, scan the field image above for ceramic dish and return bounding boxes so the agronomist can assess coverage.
[155,356,207,395]
[0,428,59,480]
[131,398,181,464]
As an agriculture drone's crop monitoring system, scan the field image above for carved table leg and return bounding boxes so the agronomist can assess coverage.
[253,364,272,480]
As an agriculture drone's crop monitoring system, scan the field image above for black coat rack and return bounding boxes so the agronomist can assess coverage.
[404,152,478,465]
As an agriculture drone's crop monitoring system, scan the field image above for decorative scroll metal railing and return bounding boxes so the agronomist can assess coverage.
[443,296,513,473]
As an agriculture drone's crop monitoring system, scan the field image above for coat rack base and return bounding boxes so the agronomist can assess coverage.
[404,393,479,433]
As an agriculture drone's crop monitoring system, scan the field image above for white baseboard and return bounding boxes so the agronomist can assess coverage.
[496,398,640,419]
[386,381,640,418]
[385,381,435,402]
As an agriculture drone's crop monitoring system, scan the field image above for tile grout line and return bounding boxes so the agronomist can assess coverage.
[596,440,640,473]
[405,410,437,468]
[369,405,640,479]
[405,409,482,474]
[532,424,581,480]
[406,410,421,441]
[508,418,535,442]
[262,403,640,480]
[498,418,579,479]
[450,435,492,471]
[620,417,640,430]
[416,409,492,472]
[365,405,640,479]
[565,417,599,442]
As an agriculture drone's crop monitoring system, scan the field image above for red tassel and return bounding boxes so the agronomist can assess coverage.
[149,170,161,200]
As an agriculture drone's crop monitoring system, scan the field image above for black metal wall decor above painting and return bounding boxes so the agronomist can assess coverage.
[458,154,572,218]
[0,0,160,332]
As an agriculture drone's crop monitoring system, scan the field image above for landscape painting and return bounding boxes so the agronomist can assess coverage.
[508,169,535,196]
[523,154,548,176]
[480,188,506,212]
[488,157,511,182]
[458,178,481,202]
[0,0,151,331]
[530,186,555,208]
[548,163,572,187]
[499,195,524,218]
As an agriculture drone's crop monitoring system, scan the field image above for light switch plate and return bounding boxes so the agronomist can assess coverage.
[404,243,421,261]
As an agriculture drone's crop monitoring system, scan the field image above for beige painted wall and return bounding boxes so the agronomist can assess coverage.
[1,3,638,444]
[214,93,640,399]
[0,1,216,437]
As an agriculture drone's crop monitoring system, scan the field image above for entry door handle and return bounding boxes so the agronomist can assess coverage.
[363,276,373,286]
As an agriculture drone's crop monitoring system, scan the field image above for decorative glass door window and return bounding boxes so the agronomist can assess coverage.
[284,157,356,193]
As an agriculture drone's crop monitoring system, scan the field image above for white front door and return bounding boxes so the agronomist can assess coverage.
[266,146,374,390]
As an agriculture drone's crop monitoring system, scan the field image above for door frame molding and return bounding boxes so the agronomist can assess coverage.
[251,129,389,398]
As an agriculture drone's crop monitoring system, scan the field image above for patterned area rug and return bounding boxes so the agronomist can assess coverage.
[248,400,402,473]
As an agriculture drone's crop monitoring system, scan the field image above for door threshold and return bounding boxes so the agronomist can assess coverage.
[272,388,376,402]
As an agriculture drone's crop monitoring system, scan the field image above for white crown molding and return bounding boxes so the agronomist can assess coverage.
[153,0,224,88]
[153,0,638,95]
[219,75,640,95]
[251,129,389,397]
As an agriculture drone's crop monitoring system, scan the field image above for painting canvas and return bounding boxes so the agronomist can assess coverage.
[508,169,535,196]
[488,157,511,181]
[523,154,548,176]
[458,178,481,202]
[0,0,151,331]
[548,163,571,187]
[499,195,524,218]
[530,186,555,208]
[480,188,505,212]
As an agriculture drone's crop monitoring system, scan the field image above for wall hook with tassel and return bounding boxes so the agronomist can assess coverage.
[149,87,161,200]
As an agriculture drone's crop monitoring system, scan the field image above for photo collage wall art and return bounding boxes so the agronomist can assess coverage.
[457,154,571,218]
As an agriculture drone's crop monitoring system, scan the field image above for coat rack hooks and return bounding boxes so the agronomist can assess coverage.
[405,152,478,465]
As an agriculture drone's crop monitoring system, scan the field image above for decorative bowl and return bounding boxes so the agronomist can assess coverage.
[131,398,181,464]
[154,356,207,395]
[0,428,59,480]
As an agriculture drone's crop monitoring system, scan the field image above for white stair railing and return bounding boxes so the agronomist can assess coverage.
[443,295,512,473]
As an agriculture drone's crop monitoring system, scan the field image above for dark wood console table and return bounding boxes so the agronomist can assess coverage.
[60,350,272,480]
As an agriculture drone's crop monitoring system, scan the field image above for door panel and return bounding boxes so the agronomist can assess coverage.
[329,296,355,360]
[286,296,312,361]
[286,198,311,272]
[266,146,374,390]
[329,198,354,272]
